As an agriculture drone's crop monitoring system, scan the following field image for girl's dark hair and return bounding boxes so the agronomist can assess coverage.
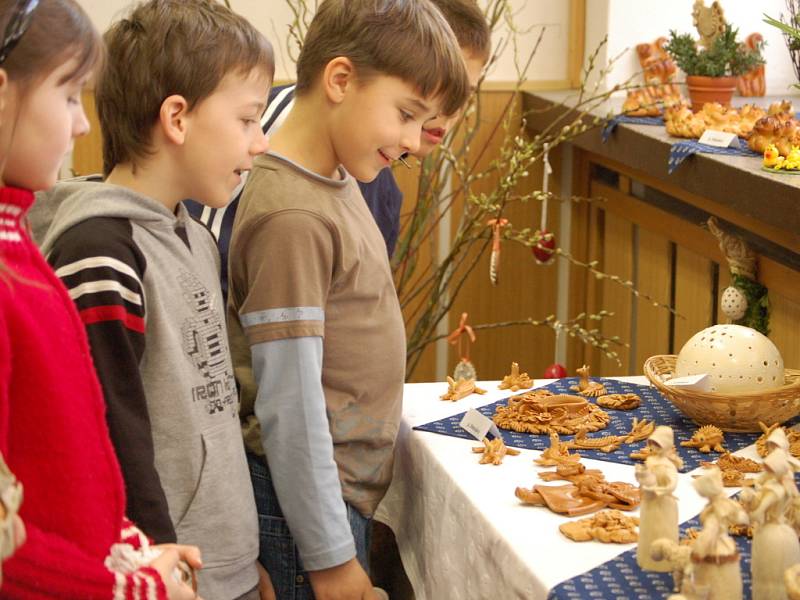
[0,0,103,87]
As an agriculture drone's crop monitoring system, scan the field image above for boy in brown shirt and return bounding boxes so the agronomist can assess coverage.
[226,1,469,598]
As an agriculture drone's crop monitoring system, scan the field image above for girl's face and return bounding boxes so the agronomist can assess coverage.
[1,55,90,191]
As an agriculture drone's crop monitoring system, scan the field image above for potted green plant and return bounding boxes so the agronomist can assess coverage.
[664,23,764,111]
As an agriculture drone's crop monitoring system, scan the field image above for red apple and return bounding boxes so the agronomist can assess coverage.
[532,230,556,264]
[543,363,567,378]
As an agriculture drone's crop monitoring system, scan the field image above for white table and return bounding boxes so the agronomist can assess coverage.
[374,378,759,600]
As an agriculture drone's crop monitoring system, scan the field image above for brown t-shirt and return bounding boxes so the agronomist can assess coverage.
[228,153,406,515]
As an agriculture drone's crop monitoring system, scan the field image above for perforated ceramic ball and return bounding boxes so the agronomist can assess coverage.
[675,324,784,393]
[720,286,748,320]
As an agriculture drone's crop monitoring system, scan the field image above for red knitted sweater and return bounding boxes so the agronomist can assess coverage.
[0,187,166,598]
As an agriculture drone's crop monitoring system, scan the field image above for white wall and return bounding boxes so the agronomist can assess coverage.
[75,0,572,83]
[590,0,799,95]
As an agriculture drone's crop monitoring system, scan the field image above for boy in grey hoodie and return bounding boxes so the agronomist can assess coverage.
[38,1,273,598]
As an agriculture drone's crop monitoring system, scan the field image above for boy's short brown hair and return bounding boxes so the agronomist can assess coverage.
[431,0,491,62]
[296,0,470,117]
[97,0,274,175]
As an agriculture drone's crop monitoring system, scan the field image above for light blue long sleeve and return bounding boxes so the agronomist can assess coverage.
[251,336,356,570]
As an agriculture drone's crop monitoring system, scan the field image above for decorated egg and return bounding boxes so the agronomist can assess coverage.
[532,230,556,264]
[675,324,784,393]
[720,286,748,320]
[543,363,567,378]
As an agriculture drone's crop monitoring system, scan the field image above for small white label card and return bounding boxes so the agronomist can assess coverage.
[460,408,502,441]
[664,373,711,392]
[698,129,738,148]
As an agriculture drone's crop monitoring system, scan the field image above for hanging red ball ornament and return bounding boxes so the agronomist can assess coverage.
[532,230,556,264]
[543,363,567,379]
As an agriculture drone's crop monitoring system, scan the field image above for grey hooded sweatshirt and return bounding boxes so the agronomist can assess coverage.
[39,179,258,600]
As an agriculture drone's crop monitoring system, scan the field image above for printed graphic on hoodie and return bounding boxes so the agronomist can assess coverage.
[179,270,237,416]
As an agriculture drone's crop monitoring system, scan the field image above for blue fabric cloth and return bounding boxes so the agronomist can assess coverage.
[184,84,404,301]
[413,377,793,472]
[547,512,753,600]
[668,137,760,174]
[601,115,665,143]
[247,453,372,600]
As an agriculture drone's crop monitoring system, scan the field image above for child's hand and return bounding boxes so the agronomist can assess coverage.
[149,544,203,600]
[308,557,378,600]
[256,561,276,600]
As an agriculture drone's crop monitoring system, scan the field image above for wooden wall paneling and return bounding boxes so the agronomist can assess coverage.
[633,228,673,374]
[598,210,634,376]
[566,150,593,371]
[586,153,800,256]
[393,161,440,383]
[769,292,800,369]
[673,247,714,353]
[72,90,103,176]
[582,201,605,370]
[445,91,560,380]
[568,0,587,88]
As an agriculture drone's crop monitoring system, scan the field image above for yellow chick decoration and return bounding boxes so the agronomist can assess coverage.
[763,144,783,169]
[783,145,800,170]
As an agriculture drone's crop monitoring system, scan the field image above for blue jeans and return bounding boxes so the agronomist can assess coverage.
[247,452,372,600]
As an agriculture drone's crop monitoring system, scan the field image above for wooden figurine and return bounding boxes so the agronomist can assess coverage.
[691,467,747,600]
[681,425,726,454]
[440,376,486,402]
[570,364,607,397]
[692,1,726,49]
[741,450,800,600]
[650,538,693,593]
[498,362,534,392]
[737,33,766,97]
[472,437,520,465]
[636,426,684,572]
[786,564,800,600]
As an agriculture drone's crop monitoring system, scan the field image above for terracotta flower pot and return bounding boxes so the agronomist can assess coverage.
[686,75,737,112]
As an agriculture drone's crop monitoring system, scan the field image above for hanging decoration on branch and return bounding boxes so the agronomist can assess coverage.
[707,217,770,335]
[543,324,567,378]
[532,143,556,265]
[448,312,477,381]
[487,218,509,286]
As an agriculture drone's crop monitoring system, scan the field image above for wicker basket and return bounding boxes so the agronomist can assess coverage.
[643,355,800,432]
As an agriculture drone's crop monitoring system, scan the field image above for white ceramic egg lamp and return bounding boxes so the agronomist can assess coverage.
[675,324,784,394]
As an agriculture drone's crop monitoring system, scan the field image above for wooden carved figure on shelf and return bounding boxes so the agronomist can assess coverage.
[440,376,486,402]
[691,467,747,600]
[692,0,726,49]
[570,364,607,397]
[741,450,800,600]
[737,33,766,97]
[498,362,534,392]
[636,37,679,86]
[636,426,684,572]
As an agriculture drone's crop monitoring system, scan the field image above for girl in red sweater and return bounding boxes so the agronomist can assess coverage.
[0,1,201,597]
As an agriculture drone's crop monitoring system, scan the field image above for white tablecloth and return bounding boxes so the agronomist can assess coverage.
[374,378,757,600]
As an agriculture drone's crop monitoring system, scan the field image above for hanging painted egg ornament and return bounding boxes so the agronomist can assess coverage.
[720,286,748,320]
[543,363,568,378]
[532,230,556,264]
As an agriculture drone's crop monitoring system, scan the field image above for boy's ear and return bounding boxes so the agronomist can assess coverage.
[159,94,190,145]
[322,57,355,104]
